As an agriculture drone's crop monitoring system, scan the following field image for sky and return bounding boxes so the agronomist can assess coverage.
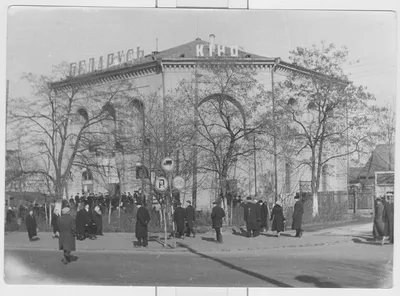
[6,7,397,107]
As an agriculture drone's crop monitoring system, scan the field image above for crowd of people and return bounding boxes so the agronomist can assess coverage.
[372,192,395,245]
[7,189,395,265]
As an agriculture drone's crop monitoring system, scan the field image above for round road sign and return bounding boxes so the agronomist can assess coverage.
[161,157,174,172]
[173,176,185,190]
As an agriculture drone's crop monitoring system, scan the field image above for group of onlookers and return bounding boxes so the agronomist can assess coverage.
[172,200,197,239]
[69,191,142,214]
[373,192,394,245]
[238,193,304,239]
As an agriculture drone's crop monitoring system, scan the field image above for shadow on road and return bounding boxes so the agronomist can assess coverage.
[201,237,216,242]
[352,238,385,246]
[176,242,292,287]
[295,275,341,288]
[232,228,248,237]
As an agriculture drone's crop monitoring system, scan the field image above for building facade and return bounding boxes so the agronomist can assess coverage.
[50,34,349,209]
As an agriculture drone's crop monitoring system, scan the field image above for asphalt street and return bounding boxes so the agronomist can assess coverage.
[4,239,393,288]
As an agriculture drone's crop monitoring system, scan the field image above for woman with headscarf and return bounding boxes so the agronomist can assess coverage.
[59,206,76,265]
[270,201,286,237]
[93,205,103,236]
[372,197,385,241]
[25,208,39,241]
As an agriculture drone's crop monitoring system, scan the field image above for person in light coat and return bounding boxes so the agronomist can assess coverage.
[373,197,385,241]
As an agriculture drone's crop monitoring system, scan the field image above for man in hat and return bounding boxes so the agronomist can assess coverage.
[25,208,39,242]
[185,201,196,238]
[373,197,385,241]
[211,201,225,243]
[292,193,304,238]
[382,192,394,245]
[174,202,186,239]
[244,197,258,237]
[254,198,262,236]
[259,200,269,232]
[59,205,76,265]
[135,201,151,247]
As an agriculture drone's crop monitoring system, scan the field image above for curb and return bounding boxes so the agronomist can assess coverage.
[4,237,353,254]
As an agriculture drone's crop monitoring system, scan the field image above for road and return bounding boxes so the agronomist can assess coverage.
[4,240,393,288]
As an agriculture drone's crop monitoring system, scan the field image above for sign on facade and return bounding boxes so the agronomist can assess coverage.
[196,44,239,57]
[70,46,145,77]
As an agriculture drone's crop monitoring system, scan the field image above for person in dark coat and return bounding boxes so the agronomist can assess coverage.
[259,200,269,232]
[185,201,196,238]
[59,206,76,265]
[373,197,385,241]
[75,193,80,207]
[382,193,394,245]
[244,197,259,237]
[174,202,186,239]
[93,205,103,236]
[6,207,15,224]
[270,201,286,237]
[292,193,304,237]
[211,201,226,243]
[135,201,151,247]
[25,209,39,241]
[254,198,262,235]
[51,207,60,238]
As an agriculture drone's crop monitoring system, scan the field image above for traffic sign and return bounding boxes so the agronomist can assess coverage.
[161,157,174,172]
[173,176,185,190]
[155,177,168,192]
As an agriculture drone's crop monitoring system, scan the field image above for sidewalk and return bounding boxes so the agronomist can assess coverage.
[4,222,375,254]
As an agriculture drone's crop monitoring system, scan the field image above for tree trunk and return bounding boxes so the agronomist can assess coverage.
[108,197,112,225]
[311,147,319,217]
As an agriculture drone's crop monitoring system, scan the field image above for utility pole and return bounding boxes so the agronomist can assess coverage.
[271,60,279,202]
[192,67,199,210]
[253,133,257,196]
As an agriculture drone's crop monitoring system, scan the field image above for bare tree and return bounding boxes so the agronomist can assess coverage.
[8,63,136,200]
[276,42,376,216]
[174,58,266,213]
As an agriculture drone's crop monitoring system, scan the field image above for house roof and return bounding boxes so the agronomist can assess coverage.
[348,167,364,184]
[145,38,266,60]
[361,144,395,176]
[51,37,349,90]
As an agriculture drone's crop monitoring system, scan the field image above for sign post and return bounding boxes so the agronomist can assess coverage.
[155,176,168,248]
[162,157,175,248]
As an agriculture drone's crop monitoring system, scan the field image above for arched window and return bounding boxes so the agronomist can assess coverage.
[82,169,93,181]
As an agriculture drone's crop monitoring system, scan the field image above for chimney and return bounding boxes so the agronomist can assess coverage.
[209,34,215,56]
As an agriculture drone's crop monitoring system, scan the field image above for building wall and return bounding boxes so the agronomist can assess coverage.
[61,63,347,209]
